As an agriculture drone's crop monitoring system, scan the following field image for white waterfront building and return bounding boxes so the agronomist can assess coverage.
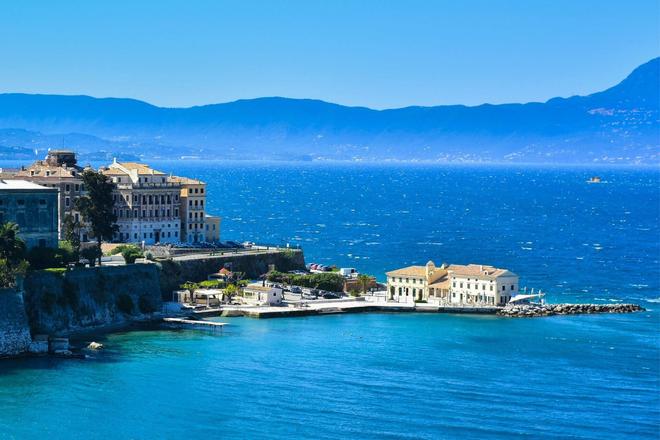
[386,260,518,306]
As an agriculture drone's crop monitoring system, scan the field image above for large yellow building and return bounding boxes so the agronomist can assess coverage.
[168,176,207,243]
[386,260,518,306]
[101,160,182,244]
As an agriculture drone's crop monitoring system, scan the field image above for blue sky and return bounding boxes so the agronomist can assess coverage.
[0,0,658,109]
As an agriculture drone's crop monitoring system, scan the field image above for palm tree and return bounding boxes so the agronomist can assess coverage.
[0,222,27,263]
[357,274,372,295]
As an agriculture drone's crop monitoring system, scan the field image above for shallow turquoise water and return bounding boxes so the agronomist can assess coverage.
[0,312,658,439]
[0,163,658,438]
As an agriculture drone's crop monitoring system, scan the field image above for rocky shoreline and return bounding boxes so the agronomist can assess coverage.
[498,303,645,318]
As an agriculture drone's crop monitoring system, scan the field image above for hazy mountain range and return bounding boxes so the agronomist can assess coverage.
[0,58,658,164]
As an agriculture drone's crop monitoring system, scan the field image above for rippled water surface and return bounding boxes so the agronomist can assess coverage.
[0,163,658,439]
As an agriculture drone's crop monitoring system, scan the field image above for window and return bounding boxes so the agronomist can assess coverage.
[502,285,506,291]
[188,188,192,194]
[460,282,463,288]
[467,284,470,289]
[39,199,46,205]
[134,233,138,239]
[200,188,204,194]
[174,231,178,237]
[511,285,515,291]
[142,210,146,218]
[189,212,192,219]
[65,197,70,207]
[17,199,25,206]
[75,184,79,191]
[175,209,179,217]
[194,188,198,194]
[189,200,192,207]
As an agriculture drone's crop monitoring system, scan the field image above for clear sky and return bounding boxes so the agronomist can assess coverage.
[0,0,658,109]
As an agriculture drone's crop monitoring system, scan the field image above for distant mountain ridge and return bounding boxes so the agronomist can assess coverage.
[0,58,658,164]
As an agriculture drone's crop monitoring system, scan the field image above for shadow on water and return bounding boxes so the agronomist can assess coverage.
[0,322,234,375]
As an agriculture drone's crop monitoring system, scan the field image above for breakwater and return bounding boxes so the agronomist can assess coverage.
[498,303,644,317]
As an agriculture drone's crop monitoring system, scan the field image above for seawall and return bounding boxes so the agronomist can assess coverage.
[0,288,32,357]
[23,264,163,335]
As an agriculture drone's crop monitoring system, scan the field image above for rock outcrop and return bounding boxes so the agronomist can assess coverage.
[498,303,644,317]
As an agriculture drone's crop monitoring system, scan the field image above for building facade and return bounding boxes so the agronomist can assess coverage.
[101,160,182,244]
[386,260,518,306]
[204,214,221,243]
[446,264,518,306]
[0,180,58,248]
[14,150,89,241]
[168,176,207,243]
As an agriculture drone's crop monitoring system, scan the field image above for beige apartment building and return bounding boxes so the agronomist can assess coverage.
[168,176,207,243]
[386,260,518,306]
[14,150,90,241]
[101,160,182,244]
[204,214,221,243]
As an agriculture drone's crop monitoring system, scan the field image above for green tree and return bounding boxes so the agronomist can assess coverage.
[0,222,29,287]
[0,222,27,263]
[225,284,238,302]
[62,214,81,260]
[75,170,118,266]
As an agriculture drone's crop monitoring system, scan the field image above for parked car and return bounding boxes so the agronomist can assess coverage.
[290,286,302,294]
[322,292,340,299]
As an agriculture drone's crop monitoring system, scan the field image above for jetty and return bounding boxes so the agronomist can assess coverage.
[163,317,227,332]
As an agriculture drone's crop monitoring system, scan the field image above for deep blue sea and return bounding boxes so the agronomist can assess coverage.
[0,162,658,439]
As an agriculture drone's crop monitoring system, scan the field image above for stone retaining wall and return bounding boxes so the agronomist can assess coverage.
[0,288,32,357]
[23,264,162,334]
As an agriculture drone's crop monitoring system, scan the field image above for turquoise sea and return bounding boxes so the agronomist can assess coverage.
[0,162,658,439]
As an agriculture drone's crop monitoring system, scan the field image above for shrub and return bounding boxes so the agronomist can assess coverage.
[81,246,102,265]
[116,293,134,314]
[267,270,344,292]
[198,280,224,289]
[27,246,74,270]
[121,246,143,264]
[180,281,199,293]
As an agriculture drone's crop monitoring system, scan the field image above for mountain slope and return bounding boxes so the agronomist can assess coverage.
[0,58,657,164]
